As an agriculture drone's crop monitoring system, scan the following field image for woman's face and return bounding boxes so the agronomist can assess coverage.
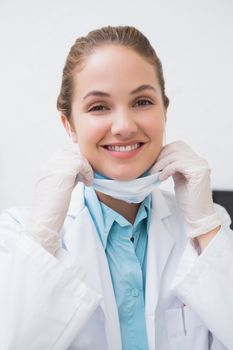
[64,45,166,180]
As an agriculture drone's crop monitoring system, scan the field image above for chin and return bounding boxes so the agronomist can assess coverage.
[113,175,136,181]
[102,168,148,181]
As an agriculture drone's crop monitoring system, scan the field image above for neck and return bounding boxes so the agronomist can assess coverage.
[96,191,140,224]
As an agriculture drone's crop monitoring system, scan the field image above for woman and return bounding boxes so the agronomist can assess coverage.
[0,26,232,350]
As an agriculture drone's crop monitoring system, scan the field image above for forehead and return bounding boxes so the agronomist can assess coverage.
[73,45,160,96]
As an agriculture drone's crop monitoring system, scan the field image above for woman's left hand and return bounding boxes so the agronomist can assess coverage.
[150,141,221,238]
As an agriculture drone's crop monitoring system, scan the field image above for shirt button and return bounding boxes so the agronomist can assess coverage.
[131,288,139,297]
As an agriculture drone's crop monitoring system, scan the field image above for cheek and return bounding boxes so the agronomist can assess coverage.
[74,117,105,150]
[145,115,165,139]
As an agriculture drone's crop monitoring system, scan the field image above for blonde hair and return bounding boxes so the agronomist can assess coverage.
[57,25,169,120]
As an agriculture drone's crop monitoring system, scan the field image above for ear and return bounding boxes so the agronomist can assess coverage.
[60,114,78,143]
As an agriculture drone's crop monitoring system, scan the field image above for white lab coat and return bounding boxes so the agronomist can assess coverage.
[0,184,232,350]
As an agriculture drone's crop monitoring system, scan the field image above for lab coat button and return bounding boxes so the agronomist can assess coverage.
[131,288,139,297]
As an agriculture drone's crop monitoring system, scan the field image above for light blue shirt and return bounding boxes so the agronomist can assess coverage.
[84,186,151,350]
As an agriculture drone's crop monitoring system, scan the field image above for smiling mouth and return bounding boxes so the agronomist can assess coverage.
[104,142,143,152]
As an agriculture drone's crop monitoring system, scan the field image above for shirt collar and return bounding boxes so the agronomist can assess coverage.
[84,185,152,249]
[83,186,106,243]
[135,194,151,233]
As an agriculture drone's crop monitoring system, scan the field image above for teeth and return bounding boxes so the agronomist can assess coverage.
[107,143,141,152]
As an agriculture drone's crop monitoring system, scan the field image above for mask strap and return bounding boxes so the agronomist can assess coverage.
[163,130,167,146]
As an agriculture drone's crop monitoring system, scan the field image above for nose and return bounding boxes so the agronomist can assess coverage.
[111,108,138,138]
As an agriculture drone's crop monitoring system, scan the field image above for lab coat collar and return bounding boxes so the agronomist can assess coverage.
[67,183,86,216]
[151,187,171,219]
[146,187,175,350]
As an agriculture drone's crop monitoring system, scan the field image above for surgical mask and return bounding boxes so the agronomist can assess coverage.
[92,171,161,203]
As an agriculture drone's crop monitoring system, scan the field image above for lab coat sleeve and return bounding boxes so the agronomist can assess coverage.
[171,204,233,349]
[0,208,102,350]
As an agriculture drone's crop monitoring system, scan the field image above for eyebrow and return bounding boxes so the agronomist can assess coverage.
[83,84,157,100]
[130,84,157,95]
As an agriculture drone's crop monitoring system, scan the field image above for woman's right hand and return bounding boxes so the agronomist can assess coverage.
[24,145,93,255]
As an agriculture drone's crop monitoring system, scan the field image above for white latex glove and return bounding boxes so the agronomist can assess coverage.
[150,141,221,238]
[24,145,94,254]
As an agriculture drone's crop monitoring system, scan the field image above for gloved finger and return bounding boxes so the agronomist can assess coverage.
[41,149,82,174]
[149,142,196,174]
[150,152,192,174]
[156,141,195,161]
[158,159,193,181]
[159,158,209,182]
[40,148,93,180]
[76,159,94,186]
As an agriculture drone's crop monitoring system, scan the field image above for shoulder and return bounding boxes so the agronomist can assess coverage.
[0,206,30,243]
[213,202,232,228]
[0,206,30,225]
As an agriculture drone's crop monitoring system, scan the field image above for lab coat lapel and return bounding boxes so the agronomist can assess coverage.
[145,188,175,350]
[64,184,122,350]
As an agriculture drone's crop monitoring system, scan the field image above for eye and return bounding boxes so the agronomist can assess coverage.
[134,98,154,107]
[88,104,109,112]
[88,104,108,112]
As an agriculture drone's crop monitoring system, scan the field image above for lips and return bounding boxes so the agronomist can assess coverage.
[106,143,142,152]
[100,141,146,159]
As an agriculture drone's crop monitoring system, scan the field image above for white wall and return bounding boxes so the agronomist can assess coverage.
[1,0,233,210]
